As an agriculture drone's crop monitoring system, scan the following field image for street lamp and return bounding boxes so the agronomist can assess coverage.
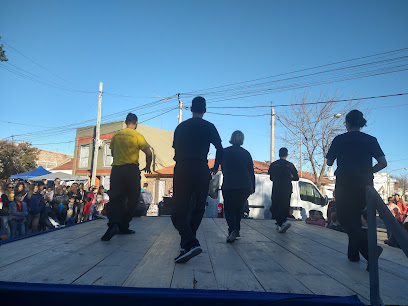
[387,167,408,197]
[300,113,342,177]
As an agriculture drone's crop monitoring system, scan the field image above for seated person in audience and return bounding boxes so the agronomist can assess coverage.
[305,210,325,227]
[65,196,76,226]
[327,211,343,232]
[308,209,316,219]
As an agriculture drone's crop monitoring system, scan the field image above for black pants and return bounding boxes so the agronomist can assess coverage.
[335,177,371,261]
[171,160,211,250]
[223,189,250,235]
[270,185,292,226]
[106,164,141,231]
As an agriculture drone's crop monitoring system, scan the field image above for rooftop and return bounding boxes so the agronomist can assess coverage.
[146,159,334,185]
[50,158,73,171]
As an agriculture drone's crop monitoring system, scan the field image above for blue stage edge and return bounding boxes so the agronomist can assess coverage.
[0,281,363,305]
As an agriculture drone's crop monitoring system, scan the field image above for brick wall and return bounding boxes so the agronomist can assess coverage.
[36,149,73,170]
[145,177,173,204]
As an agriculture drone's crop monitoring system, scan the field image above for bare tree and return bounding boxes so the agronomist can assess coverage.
[277,90,359,191]
[0,36,8,62]
[396,174,408,201]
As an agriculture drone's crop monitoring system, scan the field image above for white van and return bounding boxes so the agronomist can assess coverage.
[205,172,329,220]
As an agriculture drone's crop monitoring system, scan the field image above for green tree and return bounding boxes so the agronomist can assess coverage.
[0,140,38,179]
[0,36,8,62]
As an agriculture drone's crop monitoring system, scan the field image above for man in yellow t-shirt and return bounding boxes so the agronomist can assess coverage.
[101,113,152,241]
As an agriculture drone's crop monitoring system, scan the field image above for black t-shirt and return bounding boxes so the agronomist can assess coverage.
[268,159,299,188]
[221,145,255,191]
[326,131,385,179]
[173,117,223,166]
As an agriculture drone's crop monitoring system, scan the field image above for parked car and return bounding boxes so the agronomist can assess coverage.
[205,172,328,220]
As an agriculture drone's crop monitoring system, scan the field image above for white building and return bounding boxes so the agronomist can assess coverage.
[326,167,396,202]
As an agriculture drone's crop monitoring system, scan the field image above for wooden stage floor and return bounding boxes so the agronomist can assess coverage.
[0,217,406,305]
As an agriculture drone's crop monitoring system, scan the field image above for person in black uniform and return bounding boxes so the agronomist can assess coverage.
[326,110,387,268]
[268,147,299,233]
[172,96,223,263]
[221,130,255,243]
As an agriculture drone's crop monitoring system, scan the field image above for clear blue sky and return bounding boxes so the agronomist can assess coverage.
[1,1,407,176]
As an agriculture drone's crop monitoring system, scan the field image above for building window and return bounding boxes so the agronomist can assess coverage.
[104,142,113,167]
[102,176,110,190]
[79,144,90,168]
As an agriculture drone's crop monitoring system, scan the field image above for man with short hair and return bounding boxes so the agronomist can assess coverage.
[141,183,153,208]
[101,113,152,241]
[172,96,223,263]
[268,147,299,233]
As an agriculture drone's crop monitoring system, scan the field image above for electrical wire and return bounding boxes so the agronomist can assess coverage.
[0,64,96,94]
[206,92,408,109]
[181,47,408,95]
[1,38,78,86]
[200,64,408,104]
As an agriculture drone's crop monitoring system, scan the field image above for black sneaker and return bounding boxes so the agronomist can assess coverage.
[226,230,238,243]
[235,232,241,240]
[174,248,185,261]
[174,246,202,263]
[101,224,119,241]
[118,229,135,235]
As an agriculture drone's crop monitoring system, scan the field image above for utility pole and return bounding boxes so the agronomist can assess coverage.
[270,102,275,163]
[91,82,103,186]
[300,129,303,178]
[177,93,183,124]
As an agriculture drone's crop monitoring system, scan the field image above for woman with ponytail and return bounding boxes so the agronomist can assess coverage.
[326,110,387,270]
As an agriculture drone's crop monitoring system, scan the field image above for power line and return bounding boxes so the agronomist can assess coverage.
[0,64,96,94]
[181,47,408,95]
[206,112,269,117]
[6,95,177,140]
[197,65,408,105]
[206,92,408,109]
[199,62,408,103]
[24,107,178,146]
[0,120,52,128]
[31,140,76,146]
[103,91,169,99]
[0,38,76,86]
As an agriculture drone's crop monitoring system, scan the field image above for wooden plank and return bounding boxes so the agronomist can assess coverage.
[290,221,408,282]
[294,221,408,268]
[245,219,403,305]
[0,217,154,284]
[212,218,312,294]
[73,217,171,286]
[201,218,265,292]
[123,219,178,288]
[0,248,72,282]
[0,220,107,268]
[25,240,127,284]
[171,222,218,290]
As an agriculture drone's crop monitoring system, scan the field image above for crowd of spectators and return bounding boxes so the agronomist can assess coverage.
[304,193,408,249]
[0,178,109,240]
